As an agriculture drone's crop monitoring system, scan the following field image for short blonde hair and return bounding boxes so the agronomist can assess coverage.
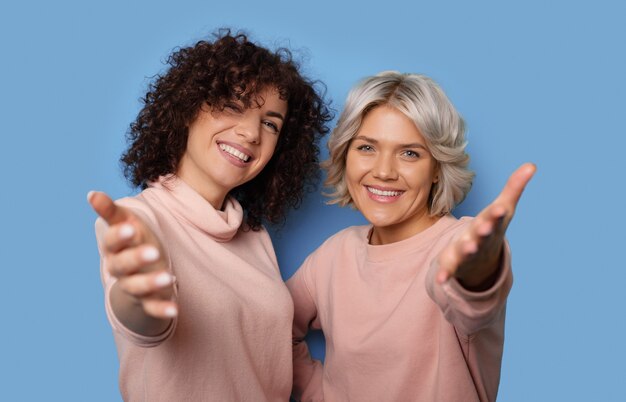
[323,71,474,216]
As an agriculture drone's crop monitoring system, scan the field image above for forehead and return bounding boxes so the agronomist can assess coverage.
[357,105,425,143]
[249,87,288,113]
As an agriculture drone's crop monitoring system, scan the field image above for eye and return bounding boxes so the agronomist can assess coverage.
[401,150,420,159]
[356,144,374,152]
[263,120,280,133]
[224,102,243,114]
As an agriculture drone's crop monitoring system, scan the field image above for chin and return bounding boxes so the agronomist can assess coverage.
[212,174,245,191]
[362,211,400,228]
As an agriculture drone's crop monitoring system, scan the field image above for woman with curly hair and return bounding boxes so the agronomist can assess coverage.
[288,71,535,401]
[88,30,331,401]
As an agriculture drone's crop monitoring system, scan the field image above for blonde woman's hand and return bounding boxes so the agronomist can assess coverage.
[89,191,178,325]
[436,163,537,291]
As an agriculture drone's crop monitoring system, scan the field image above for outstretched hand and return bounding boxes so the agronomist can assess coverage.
[436,163,537,291]
[88,191,178,320]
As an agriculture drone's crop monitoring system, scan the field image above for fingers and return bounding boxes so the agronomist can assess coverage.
[105,240,173,320]
[437,236,469,283]
[107,244,161,277]
[475,204,507,236]
[117,270,175,298]
[90,190,162,269]
[436,212,505,284]
[143,298,178,319]
[495,163,537,209]
[90,191,177,320]
[87,191,129,225]
[103,223,138,253]
[436,163,535,286]
[476,163,536,233]
[111,249,178,320]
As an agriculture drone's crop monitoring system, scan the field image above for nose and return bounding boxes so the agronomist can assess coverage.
[372,153,398,180]
[235,116,261,144]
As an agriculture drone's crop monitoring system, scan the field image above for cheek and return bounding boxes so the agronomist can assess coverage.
[183,137,199,159]
[186,129,209,152]
[262,136,280,157]
[345,152,367,180]
[344,162,361,191]
[405,162,437,188]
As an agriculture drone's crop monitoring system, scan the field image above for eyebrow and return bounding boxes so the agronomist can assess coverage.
[266,111,285,121]
[353,135,427,149]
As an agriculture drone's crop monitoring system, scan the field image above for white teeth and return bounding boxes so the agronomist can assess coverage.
[219,144,250,162]
[367,187,402,197]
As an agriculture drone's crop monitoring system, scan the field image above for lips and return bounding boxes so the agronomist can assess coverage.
[365,185,404,203]
[217,141,254,167]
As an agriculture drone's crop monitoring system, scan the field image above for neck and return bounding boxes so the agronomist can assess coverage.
[174,172,228,211]
[369,213,441,245]
[190,182,227,211]
[175,152,233,210]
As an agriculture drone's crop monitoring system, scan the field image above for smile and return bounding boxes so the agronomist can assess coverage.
[219,143,251,163]
[366,186,403,197]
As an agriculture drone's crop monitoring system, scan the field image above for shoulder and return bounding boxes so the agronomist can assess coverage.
[119,191,161,223]
[289,225,368,290]
[239,223,274,245]
[300,225,369,268]
[115,188,159,212]
[436,214,473,240]
[317,225,369,252]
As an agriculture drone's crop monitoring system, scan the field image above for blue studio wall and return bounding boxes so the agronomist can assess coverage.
[1,1,624,401]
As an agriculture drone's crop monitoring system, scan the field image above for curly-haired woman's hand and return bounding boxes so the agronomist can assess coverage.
[89,191,177,335]
[436,163,536,291]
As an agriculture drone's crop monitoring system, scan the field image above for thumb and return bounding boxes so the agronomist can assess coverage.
[87,191,129,225]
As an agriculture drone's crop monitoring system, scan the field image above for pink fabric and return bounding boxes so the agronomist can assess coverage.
[287,214,512,402]
[95,175,293,402]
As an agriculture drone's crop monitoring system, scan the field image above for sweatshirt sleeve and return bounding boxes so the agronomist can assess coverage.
[425,239,513,336]
[95,196,177,347]
[286,256,325,402]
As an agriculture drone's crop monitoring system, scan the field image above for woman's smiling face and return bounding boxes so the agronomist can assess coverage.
[176,87,287,209]
[345,105,440,244]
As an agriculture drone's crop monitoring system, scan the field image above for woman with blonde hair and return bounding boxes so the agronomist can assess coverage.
[288,71,535,401]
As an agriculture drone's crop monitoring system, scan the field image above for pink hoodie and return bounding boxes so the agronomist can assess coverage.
[95,175,293,401]
[287,214,512,402]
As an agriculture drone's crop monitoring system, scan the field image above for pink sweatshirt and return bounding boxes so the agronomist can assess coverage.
[95,175,293,401]
[287,214,512,402]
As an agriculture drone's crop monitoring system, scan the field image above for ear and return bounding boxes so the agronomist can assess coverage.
[432,163,440,184]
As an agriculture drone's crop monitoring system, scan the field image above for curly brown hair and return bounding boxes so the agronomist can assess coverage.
[121,29,332,230]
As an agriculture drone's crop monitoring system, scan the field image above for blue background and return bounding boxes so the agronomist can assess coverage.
[1,0,624,401]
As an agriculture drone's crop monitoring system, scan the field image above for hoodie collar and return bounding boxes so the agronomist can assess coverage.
[148,175,243,242]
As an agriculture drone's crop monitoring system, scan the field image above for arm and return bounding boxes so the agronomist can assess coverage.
[428,163,536,334]
[287,262,325,402]
[90,191,178,339]
[426,238,513,335]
